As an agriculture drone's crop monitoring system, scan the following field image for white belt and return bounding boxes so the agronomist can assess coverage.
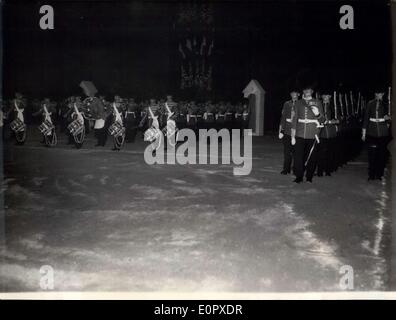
[298,119,318,124]
[286,118,292,123]
[369,118,386,122]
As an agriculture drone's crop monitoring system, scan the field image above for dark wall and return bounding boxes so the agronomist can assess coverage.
[2,1,392,131]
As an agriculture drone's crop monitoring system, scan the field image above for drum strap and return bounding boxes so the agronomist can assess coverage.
[15,101,24,122]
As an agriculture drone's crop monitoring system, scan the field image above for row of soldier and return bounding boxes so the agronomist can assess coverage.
[1,93,251,149]
[279,85,392,182]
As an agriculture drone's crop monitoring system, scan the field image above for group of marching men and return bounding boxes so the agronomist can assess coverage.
[0,82,251,151]
[279,84,392,183]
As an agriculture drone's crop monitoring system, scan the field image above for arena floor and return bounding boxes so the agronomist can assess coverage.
[0,128,392,292]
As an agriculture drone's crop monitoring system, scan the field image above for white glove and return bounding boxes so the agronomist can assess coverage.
[291,137,296,145]
[278,132,284,139]
[384,115,391,121]
[311,106,319,116]
[361,129,366,142]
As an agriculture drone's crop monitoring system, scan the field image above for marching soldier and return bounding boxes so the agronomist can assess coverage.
[279,90,299,175]
[32,98,57,141]
[196,103,205,132]
[138,100,149,136]
[224,102,234,134]
[186,101,198,134]
[125,98,139,142]
[234,103,243,132]
[317,93,338,176]
[291,85,324,183]
[175,102,187,131]
[203,102,216,130]
[8,92,27,145]
[148,98,160,128]
[241,103,250,133]
[362,89,391,180]
[215,102,226,131]
[69,96,86,148]
[80,81,107,147]
[165,95,178,112]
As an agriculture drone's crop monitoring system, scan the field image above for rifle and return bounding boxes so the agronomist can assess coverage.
[334,91,338,120]
[344,93,350,119]
[339,93,345,119]
[388,86,392,117]
[350,91,354,116]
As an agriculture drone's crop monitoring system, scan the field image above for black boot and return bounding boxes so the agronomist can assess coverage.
[293,178,303,183]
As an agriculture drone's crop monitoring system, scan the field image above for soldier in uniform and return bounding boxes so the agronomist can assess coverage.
[241,103,250,133]
[32,98,57,144]
[186,101,198,135]
[125,98,139,142]
[362,89,391,180]
[291,84,324,183]
[224,102,234,135]
[279,90,299,175]
[7,92,27,144]
[234,103,243,132]
[137,100,149,137]
[80,81,107,146]
[203,102,216,130]
[165,95,178,113]
[148,98,160,128]
[196,103,205,133]
[317,93,338,176]
[215,102,226,131]
[175,102,187,132]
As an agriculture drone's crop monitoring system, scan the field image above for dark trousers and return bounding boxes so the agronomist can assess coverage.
[125,118,137,142]
[282,135,294,173]
[366,136,389,179]
[294,137,318,180]
[94,127,107,146]
[317,138,335,175]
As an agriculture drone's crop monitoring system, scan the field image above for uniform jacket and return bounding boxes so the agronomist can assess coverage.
[88,97,106,120]
[362,99,390,137]
[291,98,324,139]
[279,100,296,136]
[320,102,337,139]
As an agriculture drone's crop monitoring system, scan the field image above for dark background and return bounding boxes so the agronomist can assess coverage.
[1,0,392,131]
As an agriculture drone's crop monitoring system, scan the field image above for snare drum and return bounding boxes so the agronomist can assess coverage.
[67,119,84,136]
[144,127,161,142]
[38,120,54,136]
[108,121,125,137]
[10,118,26,132]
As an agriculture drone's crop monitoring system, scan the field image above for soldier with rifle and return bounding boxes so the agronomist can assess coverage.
[278,89,299,175]
[362,87,392,180]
